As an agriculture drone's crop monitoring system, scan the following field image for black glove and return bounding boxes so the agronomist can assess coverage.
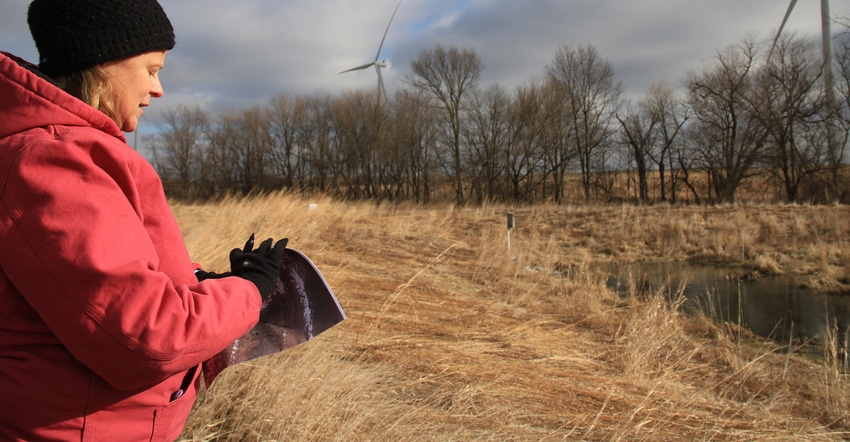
[194,268,231,282]
[229,234,288,302]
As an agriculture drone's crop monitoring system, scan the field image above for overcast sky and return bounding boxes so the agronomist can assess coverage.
[3,0,849,143]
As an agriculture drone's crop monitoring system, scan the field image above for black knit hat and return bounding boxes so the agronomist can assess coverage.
[28,0,175,78]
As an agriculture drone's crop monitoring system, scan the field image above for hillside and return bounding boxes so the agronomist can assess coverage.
[176,194,849,441]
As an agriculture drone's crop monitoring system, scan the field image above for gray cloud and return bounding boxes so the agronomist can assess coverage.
[3,0,846,133]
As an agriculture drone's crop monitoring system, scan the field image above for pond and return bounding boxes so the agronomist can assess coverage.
[605,262,850,356]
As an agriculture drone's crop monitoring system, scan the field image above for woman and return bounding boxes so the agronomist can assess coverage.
[0,0,285,440]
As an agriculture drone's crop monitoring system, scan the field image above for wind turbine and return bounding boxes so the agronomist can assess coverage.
[767,0,838,170]
[338,0,402,102]
[768,0,833,66]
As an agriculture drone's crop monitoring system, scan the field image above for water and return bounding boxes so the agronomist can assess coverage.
[606,262,850,354]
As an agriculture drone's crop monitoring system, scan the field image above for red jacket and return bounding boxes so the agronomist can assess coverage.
[0,52,261,441]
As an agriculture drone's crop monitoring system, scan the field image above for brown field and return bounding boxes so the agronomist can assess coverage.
[175,193,850,441]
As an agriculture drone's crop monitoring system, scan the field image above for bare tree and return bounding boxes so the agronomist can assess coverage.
[538,81,577,203]
[546,44,623,201]
[750,33,825,202]
[267,93,310,190]
[616,101,658,203]
[393,89,438,203]
[684,38,767,203]
[406,45,483,204]
[208,106,274,195]
[301,93,336,194]
[677,127,705,204]
[832,24,850,201]
[328,90,388,199]
[375,104,405,201]
[505,81,546,203]
[150,104,210,199]
[465,85,509,203]
[643,82,688,202]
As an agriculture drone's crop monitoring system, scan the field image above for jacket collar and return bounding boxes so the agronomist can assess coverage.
[0,51,125,143]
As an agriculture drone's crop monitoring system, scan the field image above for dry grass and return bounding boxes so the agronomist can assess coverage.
[175,194,850,441]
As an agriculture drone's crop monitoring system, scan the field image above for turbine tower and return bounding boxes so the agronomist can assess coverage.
[339,0,402,103]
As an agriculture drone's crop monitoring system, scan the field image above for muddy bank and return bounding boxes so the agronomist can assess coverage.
[508,204,850,295]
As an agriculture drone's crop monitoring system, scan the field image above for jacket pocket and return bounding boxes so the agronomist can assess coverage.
[150,392,195,442]
[150,366,199,441]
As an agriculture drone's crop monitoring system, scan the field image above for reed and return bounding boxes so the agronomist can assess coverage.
[175,194,849,440]
[821,321,850,428]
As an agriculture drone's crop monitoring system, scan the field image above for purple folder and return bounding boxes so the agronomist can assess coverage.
[202,248,346,387]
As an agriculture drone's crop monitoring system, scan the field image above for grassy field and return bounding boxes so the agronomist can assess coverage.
[176,193,850,441]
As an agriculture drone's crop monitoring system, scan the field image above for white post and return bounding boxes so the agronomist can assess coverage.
[507,213,515,255]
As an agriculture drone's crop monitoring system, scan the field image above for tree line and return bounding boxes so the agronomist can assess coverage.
[150,30,850,204]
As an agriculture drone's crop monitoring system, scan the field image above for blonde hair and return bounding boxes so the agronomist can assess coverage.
[56,68,121,128]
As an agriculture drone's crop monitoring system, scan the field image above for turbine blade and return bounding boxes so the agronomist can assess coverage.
[339,62,375,74]
[776,0,798,38]
[768,0,798,61]
[374,0,402,62]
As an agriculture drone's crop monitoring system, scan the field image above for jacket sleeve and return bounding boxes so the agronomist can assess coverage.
[0,129,261,390]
